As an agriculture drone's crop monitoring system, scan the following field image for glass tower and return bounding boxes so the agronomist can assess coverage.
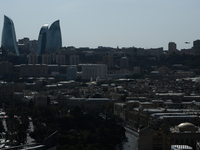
[36,24,48,55]
[45,20,62,53]
[1,15,20,56]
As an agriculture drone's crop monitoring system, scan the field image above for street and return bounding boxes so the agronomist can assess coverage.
[123,127,138,150]
[26,121,35,144]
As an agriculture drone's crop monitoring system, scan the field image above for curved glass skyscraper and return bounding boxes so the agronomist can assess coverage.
[45,20,62,53]
[1,15,20,56]
[36,24,48,55]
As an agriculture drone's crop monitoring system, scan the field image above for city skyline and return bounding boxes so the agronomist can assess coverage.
[0,0,200,50]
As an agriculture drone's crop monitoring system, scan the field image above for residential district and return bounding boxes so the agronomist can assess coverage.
[1,15,200,150]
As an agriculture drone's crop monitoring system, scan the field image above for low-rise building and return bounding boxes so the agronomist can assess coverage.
[138,122,200,150]
[20,64,48,77]
[59,97,111,113]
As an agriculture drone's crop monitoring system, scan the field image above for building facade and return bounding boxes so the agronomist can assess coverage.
[36,24,48,55]
[1,15,20,56]
[67,67,77,80]
[42,54,51,64]
[20,64,48,77]
[56,54,65,65]
[168,42,177,54]
[81,64,107,80]
[193,39,200,55]
[70,55,79,65]
[28,53,38,64]
[0,61,13,76]
[138,122,200,150]
[45,20,62,53]
[120,57,129,69]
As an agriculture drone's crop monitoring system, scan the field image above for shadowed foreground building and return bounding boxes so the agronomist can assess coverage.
[1,15,20,56]
[138,122,200,150]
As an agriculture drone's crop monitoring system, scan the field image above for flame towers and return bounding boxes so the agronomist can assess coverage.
[1,15,20,56]
[36,24,49,55]
[45,20,62,53]
[36,20,62,55]
[1,15,62,56]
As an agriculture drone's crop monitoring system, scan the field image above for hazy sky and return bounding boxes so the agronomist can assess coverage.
[0,0,200,50]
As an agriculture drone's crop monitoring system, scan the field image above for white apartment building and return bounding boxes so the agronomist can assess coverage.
[81,64,107,80]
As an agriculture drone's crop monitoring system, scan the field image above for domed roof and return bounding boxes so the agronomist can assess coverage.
[178,122,195,128]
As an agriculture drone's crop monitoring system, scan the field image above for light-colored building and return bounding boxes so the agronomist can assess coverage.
[148,47,164,57]
[81,64,107,80]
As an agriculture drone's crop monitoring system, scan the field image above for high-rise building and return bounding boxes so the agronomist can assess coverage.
[193,39,200,55]
[28,53,38,64]
[29,40,37,53]
[36,24,48,55]
[45,20,62,53]
[42,54,51,64]
[18,37,30,54]
[120,56,128,68]
[103,55,113,69]
[1,15,20,56]
[67,67,77,80]
[56,54,65,65]
[168,42,177,54]
[70,55,79,65]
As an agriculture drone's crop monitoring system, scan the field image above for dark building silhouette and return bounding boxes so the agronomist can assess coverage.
[120,56,128,68]
[193,39,200,55]
[36,24,48,55]
[1,15,20,56]
[45,20,62,53]
[168,42,177,54]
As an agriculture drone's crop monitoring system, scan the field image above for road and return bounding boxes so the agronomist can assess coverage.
[26,121,35,144]
[123,127,138,150]
[2,119,7,132]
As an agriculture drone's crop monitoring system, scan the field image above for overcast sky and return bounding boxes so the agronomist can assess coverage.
[0,0,200,50]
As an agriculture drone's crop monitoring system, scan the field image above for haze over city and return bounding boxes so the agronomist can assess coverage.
[0,0,200,50]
